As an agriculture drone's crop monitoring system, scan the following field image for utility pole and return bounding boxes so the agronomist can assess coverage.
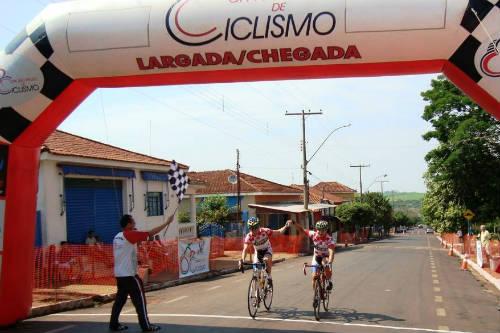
[285,110,323,212]
[377,180,389,196]
[236,149,241,223]
[350,164,370,199]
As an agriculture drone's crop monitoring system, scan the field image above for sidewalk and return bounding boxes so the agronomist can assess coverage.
[437,235,500,291]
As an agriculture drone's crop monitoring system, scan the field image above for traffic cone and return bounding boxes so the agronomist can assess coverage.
[448,243,453,256]
[460,257,468,270]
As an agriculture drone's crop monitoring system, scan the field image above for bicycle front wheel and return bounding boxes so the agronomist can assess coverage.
[313,280,321,321]
[247,277,259,318]
[323,289,330,311]
[263,278,273,310]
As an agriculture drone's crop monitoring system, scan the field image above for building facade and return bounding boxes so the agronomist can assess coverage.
[36,131,194,246]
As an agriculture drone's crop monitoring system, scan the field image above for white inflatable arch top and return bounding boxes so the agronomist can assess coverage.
[0,0,499,326]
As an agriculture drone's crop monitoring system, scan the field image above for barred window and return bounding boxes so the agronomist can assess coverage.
[147,192,163,217]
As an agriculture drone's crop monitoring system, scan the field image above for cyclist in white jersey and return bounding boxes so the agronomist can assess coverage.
[238,217,291,285]
[293,220,335,290]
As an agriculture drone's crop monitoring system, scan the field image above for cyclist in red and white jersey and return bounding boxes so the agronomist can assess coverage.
[294,220,335,290]
[239,217,291,285]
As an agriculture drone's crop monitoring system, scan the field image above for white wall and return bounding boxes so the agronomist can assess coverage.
[37,155,180,246]
[131,178,178,240]
[38,160,66,245]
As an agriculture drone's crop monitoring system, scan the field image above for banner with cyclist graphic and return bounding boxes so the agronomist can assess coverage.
[178,237,211,278]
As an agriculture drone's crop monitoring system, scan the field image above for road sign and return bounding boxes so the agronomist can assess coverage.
[463,209,475,221]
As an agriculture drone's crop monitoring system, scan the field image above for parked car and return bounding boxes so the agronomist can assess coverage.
[426,228,433,234]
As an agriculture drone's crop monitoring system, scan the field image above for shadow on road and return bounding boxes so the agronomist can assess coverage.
[270,306,405,324]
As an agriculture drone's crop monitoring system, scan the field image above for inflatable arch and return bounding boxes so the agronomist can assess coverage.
[0,0,499,325]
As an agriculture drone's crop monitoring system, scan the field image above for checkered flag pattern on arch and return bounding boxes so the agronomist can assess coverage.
[168,160,189,203]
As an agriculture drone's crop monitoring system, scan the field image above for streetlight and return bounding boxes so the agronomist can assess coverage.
[308,124,352,163]
[301,123,350,229]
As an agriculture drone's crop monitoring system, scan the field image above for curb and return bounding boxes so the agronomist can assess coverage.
[437,236,500,292]
[28,258,287,319]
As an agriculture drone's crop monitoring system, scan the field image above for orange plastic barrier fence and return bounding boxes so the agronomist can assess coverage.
[33,240,180,289]
[32,233,316,292]
[338,230,369,245]
[441,233,500,270]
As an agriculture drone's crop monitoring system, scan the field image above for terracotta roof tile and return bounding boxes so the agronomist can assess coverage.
[290,184,346,204]
[312,181,356,193]
[190,170,302,195]
[43,131,188,168]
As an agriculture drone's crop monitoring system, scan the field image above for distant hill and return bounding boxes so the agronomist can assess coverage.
[385,192,424,201]
[385,191,424,220]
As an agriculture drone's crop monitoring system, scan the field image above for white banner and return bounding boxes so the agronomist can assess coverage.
[476,240,483,268]
[178,237,210,278]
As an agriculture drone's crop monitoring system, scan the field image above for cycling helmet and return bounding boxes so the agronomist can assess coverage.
[247,217,260,229]
[315,220,329,231]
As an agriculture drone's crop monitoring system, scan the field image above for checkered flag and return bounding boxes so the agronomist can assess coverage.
[168,160,189,203]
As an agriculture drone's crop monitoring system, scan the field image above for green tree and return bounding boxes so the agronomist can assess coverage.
[197,195,230,225]
[336,201,375,231]
[394,211,410,227]
[421,75,500,230]
[362,192,393,232]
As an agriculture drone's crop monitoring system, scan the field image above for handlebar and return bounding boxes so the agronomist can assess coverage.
[239,261,266,273]
[303,263,331,275]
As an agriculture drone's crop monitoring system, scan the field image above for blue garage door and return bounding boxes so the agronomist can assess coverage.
[65,178,123,244]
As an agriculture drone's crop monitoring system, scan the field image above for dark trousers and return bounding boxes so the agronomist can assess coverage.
[110,275,151,330]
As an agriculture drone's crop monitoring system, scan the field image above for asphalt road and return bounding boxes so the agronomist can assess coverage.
[3,233,500,333]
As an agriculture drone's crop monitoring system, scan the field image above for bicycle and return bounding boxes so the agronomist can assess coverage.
[239,261,273,318]
[303,263,332,321]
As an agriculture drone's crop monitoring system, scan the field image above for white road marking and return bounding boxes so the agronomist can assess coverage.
[438,326,449,331]
[434,287,441,292]
[163,296,188,304]
[42,325,76,333]
[206,285,222,291]
[434,296,443,302]
[385,289,392,292]
[433,280,440,284]
[432,270,437,273]
[432,274,438,278]
[436,308,447,317]
[51,313,472,333]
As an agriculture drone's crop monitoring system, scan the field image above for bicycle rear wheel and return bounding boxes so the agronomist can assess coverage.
[263,278,273,310]
[247,277,259,318]
[313,280,321,321]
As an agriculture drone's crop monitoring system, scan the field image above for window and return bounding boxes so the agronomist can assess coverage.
[146,192,163,216]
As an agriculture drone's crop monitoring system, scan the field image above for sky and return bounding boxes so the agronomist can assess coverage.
[1,0,439,193]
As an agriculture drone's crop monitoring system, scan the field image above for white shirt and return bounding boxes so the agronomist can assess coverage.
[113,230,148,277]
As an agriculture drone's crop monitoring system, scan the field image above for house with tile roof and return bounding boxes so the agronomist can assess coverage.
[182,170,335,233]
[311,181,357,202]
[36,130,200,246]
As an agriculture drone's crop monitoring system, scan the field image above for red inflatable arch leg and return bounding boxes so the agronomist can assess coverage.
[0,81,94,325]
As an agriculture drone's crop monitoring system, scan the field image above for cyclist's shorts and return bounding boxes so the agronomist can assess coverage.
[254,248,273,264]
[311,255,330,273]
